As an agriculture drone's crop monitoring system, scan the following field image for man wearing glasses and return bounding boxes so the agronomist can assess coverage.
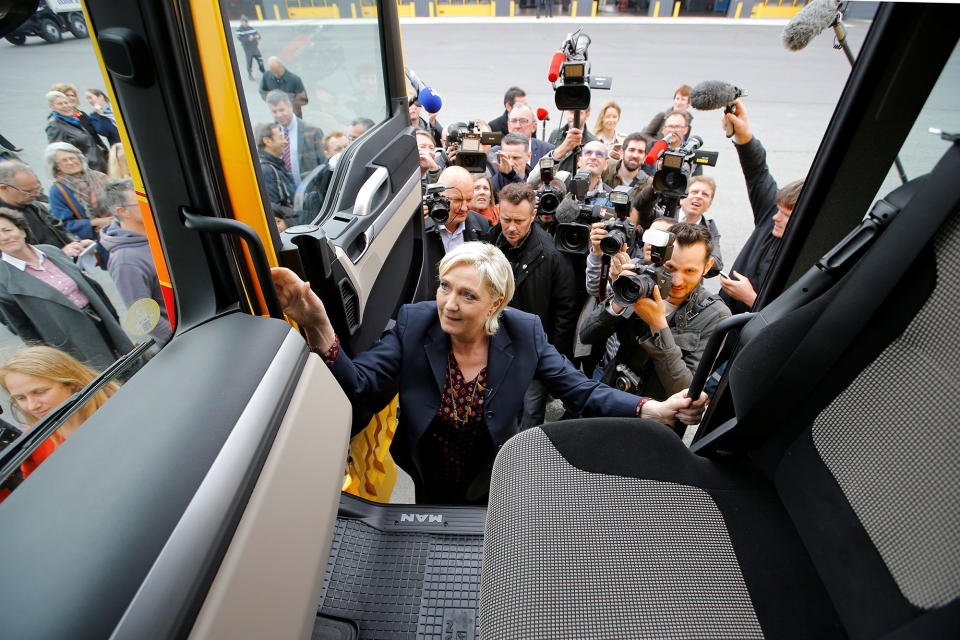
[0,161,91,257]
[489,104,554,168]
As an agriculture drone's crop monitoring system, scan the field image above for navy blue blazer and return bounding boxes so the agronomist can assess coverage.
[328,301,640,484]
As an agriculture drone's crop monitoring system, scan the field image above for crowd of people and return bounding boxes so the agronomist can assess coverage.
[0,47,805,505]
[0,80,172,498]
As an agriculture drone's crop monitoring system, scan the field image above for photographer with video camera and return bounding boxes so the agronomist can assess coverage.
[420,166,490,301]
[579,223,729,432]
[720,98,804,315]
[545,108,597,175]
[488,104,555,169]
[443,121,502,177]
[489,183,577,428]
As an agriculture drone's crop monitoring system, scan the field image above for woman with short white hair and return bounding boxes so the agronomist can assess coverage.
[273,241,706,504]
[44,141,113,249]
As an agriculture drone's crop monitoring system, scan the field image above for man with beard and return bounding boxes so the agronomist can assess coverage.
[602,132,650,189]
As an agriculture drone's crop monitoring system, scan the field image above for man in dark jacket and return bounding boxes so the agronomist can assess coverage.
[0,161,90,255]
[719,99,804,315]
[487,86,527,137]
[236,16,265,79]
[420,166,489,301]
[546,108,598,175]
[490,182,577,428]
[265,90,325,185]
[98,178,172,346]
[255,123,296,210]
[580,223,730,431]
[259,57,308,118]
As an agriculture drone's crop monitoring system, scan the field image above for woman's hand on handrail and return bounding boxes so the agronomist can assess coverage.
[271,267,336,353]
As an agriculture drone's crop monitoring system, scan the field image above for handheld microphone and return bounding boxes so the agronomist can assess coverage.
[536,107,550,121]
[418,87,442,114]
[644,139,668,166]
[547,52,565,83]
[782,0,840,51]
[405,67,425,95]
[555,198,581,224]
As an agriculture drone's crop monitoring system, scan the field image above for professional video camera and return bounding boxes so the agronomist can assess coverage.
[598,185,638,256]
[446,121,502,173]
[554,170,608,254]
[548,29,612,129]
[424,182,450,224]
[650,135,718,218]
[611,228,675,306]
[535,156,564,217]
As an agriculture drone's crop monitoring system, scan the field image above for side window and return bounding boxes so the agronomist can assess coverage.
[1,9,161,500]
[223,7,390,227]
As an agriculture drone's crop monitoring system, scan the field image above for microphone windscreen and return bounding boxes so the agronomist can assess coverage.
[555,198,581,223]
[418,88,443,114]
[547,52,565,83]
[536,107,550,121]
[644,139,668,166]
[783,0,840,51]
[690,81,740,111]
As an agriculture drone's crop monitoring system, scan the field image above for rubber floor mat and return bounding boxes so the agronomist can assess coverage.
[318,518,484,640]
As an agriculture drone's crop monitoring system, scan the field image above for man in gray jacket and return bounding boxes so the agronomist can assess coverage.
[98,179,172,346]
[579,223,729,430]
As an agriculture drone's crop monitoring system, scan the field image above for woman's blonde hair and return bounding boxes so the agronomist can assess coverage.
[592,100,622,137]
[0,346,119,426]
[437,241,514,336]
[50,83,78,98]
[108,143,130,179]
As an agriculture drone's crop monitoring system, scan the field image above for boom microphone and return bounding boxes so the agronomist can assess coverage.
[782,0,840,51]
[547,52,565,83]
[644,139,668,166]
[690,80,746,139]
[555,198,581,224]
[690,81,745,111]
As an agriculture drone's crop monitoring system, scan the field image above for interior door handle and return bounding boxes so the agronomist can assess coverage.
[352,167,389,218]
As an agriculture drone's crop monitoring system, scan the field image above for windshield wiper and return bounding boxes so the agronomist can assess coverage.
[0,340,154,486]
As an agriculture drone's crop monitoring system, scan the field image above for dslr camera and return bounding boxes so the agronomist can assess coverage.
[535,156,564,217]
[611,228,675,306]
[424,182,450,224]
[597,185,638,256]
[446,121,502,173]
[651,135,718,217]
[554,169,608,254]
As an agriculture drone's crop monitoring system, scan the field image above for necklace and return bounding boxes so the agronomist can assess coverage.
[448,354,483,427]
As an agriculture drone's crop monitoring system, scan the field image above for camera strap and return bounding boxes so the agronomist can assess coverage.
[597,255,610,304]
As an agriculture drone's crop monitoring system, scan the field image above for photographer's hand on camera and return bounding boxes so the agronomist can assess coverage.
[419,145,439,172]
[631,285,669,333]
[445,143,458,165]
[589,221,608,256]
[724,98,752,145]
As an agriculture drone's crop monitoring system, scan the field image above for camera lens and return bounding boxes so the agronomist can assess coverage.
[611,271,653,307]
[600,229,626,255]
[539,191,559,215]
[556,224,590,254]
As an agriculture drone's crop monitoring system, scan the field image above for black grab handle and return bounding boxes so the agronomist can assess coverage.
[686,313,756,401]
[181,208,284,319]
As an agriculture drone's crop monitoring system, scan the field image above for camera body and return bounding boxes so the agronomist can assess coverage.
[614,364,642,393]
[651,136,719,212]
[446,121,502,173]
[555,202,607,254]
[552,29,612,126]
[598,185,638,255]
[611,228,675,307]
[535,156,563,216]
[424,182,451,225]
